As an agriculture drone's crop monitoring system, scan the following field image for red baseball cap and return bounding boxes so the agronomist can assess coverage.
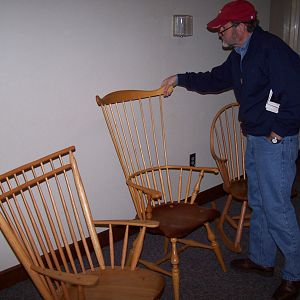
[207,0,257,30]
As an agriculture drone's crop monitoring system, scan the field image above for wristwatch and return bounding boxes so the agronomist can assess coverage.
[271,136,281,144]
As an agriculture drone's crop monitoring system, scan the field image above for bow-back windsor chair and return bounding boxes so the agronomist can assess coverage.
[210,102,250,252]
[96,87,227,300]
[0,146,165,300]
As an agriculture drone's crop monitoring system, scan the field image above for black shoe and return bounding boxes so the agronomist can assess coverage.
[272,280,300,300]
[230,258,274,277]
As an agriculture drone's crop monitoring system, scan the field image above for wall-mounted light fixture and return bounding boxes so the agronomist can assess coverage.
[173,15,193,37]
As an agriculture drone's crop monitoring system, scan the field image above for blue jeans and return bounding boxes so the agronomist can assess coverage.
[246,134,300,281]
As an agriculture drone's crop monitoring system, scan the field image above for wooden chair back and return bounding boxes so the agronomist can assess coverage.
[210,102,246,192]
[97,87,217,219]
[0,146,162,300]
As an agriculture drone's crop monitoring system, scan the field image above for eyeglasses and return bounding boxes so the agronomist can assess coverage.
[219,24,235,35]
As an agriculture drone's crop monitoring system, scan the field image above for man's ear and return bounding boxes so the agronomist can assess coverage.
[238,23,248,33]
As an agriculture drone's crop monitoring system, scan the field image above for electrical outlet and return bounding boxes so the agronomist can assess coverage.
[189,153,196,167]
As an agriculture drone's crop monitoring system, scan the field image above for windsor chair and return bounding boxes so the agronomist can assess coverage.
[210,102,297,253]
[210,102,250,253]
[96,87,227,300]
[0,146,165,300]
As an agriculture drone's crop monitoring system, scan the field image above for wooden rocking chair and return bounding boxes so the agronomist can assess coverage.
[210,102,250,253]
[96,87,227,300]
[0,146,165,300]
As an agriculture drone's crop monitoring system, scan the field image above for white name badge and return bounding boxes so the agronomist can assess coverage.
[265,89,280,114]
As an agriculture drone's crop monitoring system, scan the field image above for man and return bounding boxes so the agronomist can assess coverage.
[161,1,300,299]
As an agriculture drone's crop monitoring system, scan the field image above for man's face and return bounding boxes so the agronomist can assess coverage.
[218,22,239,49]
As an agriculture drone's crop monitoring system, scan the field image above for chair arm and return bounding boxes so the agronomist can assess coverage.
[30,265,99,286]
[188,166,219,174]
[210,151,228,165]
[93,219,159,228]
[126,180,162,200]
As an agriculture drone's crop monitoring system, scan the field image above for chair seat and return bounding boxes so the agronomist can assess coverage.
[228,179,248,201]
[151,203,220,238]
[227,179,298,202]
[226,178,297,202]
[66,267,165,300]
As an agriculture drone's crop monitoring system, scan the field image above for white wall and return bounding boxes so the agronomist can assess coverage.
[0,0,270,271]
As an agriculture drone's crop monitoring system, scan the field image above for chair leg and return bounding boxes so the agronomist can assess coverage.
[234,200,248,248]
[204,223,227,272]
[170,238,180,300]
[78,286,86,300]
[211,200,217,210]
[217,194,244,253]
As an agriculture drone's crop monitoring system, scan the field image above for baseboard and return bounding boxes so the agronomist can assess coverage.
[0,183,225,291]
[195,183,225,205]
[0,265,28,291]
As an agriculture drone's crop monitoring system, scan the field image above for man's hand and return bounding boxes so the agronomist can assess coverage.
[161,75,178,97]
[267,131,283,142]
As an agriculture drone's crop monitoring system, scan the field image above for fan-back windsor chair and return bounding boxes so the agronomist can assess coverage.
[96,87,227,300]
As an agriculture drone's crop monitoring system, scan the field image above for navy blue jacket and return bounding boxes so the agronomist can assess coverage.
[177,26,300,137]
